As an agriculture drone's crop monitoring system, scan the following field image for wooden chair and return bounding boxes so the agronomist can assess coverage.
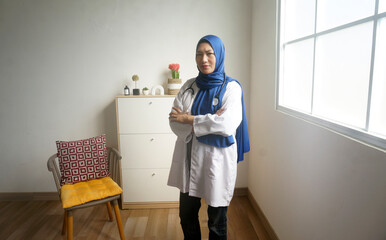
[47,147,125,240]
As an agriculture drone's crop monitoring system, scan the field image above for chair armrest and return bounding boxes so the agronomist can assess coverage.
[47,153,62,196]
[107,147,122,187]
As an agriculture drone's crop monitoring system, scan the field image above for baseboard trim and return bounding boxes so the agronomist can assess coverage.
[0,192,59,201]
[247,189,279,240]
[234,187,248,196]
[122,201,179,209]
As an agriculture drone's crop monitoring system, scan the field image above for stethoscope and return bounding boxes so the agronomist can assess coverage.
[182,73,227,106]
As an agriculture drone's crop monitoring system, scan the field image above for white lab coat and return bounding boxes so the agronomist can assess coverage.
[167,77,242,207]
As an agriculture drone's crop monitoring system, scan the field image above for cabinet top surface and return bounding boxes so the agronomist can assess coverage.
[116,95,176,99]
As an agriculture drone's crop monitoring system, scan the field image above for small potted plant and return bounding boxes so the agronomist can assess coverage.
[169,64,180,79]
[132,74,140,95]
[168,63,182,95]
[142,87,150,95]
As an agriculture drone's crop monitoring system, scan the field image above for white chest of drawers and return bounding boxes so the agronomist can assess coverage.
[115,95,179,209]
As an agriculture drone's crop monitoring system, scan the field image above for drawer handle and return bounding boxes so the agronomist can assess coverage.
[152,173,156,177]
[150,138,154,141]
[149,102,153,105]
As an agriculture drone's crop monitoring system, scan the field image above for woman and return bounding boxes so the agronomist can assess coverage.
[168,35,250,240]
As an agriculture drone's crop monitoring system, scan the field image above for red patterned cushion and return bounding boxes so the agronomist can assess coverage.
[56,135,109,185]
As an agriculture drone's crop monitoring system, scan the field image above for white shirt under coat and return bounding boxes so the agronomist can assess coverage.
[167,77,242,207]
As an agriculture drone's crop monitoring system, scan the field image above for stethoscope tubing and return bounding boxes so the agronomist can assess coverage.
[183,73,227,104]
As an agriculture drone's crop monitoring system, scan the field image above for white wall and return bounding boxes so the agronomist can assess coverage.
[0,0,252,192]
[250,0,386,240]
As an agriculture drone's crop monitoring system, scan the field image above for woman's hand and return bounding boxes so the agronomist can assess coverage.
[169,107,194,125]
[216,108,225,116]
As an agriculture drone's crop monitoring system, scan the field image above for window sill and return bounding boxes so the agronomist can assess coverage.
[276,105,386,153]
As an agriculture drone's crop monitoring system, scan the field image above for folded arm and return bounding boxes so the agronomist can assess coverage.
[168,81,195,142]
[193,82,242,138]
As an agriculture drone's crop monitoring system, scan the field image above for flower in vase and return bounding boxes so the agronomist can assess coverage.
[169,63,180,79]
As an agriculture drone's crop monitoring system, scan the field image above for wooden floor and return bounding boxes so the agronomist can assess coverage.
[0,196,270,240]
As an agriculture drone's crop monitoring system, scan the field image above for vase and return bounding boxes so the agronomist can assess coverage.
[168,78,182,95]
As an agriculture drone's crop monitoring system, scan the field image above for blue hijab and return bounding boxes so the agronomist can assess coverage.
[191,35,250,163]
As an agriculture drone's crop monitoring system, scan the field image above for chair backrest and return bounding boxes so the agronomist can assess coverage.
[106,147,122,187]
[47,147,122,197]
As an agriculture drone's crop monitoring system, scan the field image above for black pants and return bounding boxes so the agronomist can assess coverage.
[179,192,227,240]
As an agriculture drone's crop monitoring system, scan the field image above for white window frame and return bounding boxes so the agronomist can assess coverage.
[276,0,386,152]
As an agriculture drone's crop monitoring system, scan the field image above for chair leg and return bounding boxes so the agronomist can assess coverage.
[106,202,114,221]
[112,200,125,240]
[67,210,73,240]
[62,210,67,235]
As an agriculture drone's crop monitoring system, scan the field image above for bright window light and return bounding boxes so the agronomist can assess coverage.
[313,22,373,128]
[282,0,315,41]
[280,39,314,113]
[379,0,386,13]
[277,0,386,150]
[369,17,386,136]
[317,0,375,32]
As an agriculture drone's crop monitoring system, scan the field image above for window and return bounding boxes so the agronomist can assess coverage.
[277,0,386,150]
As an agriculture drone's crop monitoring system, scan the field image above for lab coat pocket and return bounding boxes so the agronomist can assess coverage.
[204,150,223,180]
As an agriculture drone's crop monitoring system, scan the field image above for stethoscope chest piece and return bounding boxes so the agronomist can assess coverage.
[213,97,219,106]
